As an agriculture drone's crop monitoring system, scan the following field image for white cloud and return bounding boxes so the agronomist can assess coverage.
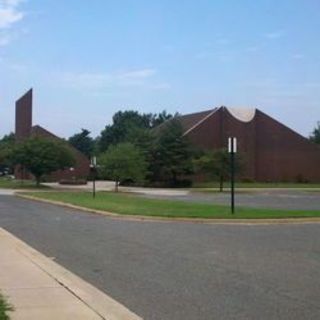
[292,53,304,60]
[264,30,286,39]
[5,0,24,6]
[0,0,25,47]
[117,69,156,83]
[0,0,24,29]
[63,72,111,89]
[61,68,168,91]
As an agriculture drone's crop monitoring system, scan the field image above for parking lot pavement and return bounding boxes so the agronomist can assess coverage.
[140,189,320,211]
[1,195,320,320]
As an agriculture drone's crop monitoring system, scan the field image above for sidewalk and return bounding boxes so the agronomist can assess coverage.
[0,228,142,320]
[42,181,190,196]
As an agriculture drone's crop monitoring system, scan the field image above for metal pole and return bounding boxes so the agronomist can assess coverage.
[228,137,236,214]
[231,146,235,214]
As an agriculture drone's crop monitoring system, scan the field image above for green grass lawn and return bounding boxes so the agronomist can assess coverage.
[192,181,320,189]
[0,178,48,190]
[24,191,320,219]
[0,293,13,320]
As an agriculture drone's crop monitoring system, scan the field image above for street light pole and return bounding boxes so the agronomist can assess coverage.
[228,137,237,214]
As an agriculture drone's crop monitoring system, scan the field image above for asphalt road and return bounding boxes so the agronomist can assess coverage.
[141,189,320,211]
[1,195,320,319]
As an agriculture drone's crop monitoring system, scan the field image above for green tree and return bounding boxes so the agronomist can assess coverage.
[98,110,173,152]
[151,118,194,185]
[11,137,75,186]
[194,149,244,191]
[310,121,320,144]
[99,142,147,192]
[0,133,15,145]
[0,133,15,173]
[99,111,151,152]
[126,127,155,162]
[150,110,173,128]
[68,129,94,157]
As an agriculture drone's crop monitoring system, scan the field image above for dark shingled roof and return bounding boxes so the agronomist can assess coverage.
[154,108,218,135]
[31,125,61,140]
[177,108,217,133]
[31,125,89,161]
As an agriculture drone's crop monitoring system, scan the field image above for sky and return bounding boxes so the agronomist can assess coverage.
[1,0,320,139]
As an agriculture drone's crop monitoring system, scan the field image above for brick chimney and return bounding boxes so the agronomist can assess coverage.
[15,89,32,141]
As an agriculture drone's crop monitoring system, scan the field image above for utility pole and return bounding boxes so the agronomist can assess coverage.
[228,137,237,214]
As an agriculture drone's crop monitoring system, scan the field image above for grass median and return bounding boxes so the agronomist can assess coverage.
[0,178,48,190]
[23,191,320,219]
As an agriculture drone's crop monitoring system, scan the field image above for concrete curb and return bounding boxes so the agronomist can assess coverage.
[16,194,320,225]
[0,228,143,320]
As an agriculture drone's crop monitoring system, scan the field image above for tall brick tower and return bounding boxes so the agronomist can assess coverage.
[15,88,32,141]
[15,89,32,179]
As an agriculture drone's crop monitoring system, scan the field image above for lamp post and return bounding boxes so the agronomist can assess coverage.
[228,137,237,214]
[90,156,97,199]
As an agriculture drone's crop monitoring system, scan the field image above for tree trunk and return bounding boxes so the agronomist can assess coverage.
[172,172,177,187]
[115,180,119,192]
[20,166,25,186]
[36,176,41,188]
[219,175,223,192]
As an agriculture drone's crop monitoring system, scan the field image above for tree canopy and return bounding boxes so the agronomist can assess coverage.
[11,137,75,185]
[99,142,148,191]
[68,129,94,157]
[0,133,15,146]
[98,110,173,152]
[309,121,320,144]
[0,133,15,172]
[150,118,194,185]
[194,149,245,191]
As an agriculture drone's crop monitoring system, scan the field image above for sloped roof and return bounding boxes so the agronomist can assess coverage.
[177,106,257,136]
[177,108,217,133]
[31,125,89,161]
[31,125,61,139]
[155,106,258,136]
[153,108,217,136]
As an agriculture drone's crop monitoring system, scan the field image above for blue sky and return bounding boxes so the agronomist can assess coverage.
[1,0,320,138]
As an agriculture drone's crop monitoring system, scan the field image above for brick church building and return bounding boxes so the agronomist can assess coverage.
[14,89,320,183]
[177,106,320,182]
[15,89,90,181]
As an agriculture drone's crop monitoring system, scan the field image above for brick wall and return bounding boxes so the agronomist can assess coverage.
[15,89,32,141]
[255,110,320,182]
[183,107,320,182]
[14,90,90,181]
